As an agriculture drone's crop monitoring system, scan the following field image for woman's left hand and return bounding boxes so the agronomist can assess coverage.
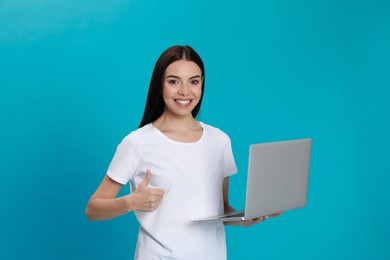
[243,212,282,227]
[226,212,282,227]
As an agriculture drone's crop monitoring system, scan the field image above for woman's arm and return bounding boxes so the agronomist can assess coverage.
[223,177,236,215]
[222,177,281,227]
[222,177,248,226]
[85,170,164,221]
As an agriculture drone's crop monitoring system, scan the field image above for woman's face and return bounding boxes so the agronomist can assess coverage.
[162,60,203,118]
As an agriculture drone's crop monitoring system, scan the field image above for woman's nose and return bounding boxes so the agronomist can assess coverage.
[178,84,189,95]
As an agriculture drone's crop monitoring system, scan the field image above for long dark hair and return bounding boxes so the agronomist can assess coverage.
[138,45,205,128]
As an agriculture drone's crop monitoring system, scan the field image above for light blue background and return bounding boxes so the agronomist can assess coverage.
[1,0,389,259]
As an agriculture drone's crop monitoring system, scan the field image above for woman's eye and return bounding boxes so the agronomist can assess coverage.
[191,79,199,85]
[168,79,178,85]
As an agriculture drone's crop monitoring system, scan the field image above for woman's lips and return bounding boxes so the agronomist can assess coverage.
[175,99,191,105]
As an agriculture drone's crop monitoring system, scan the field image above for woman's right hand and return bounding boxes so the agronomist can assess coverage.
[85,169,165,220]
[128,169,165,212]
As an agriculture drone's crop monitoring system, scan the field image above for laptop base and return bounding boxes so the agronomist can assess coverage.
[191,210,246,222]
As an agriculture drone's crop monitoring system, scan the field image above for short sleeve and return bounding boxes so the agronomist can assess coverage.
[223,135,238,177]
[106,132,141,185]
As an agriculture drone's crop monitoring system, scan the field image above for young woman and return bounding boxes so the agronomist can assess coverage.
[85,45,279,259]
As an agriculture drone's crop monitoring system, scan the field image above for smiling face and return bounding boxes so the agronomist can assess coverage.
[161,60,203,118]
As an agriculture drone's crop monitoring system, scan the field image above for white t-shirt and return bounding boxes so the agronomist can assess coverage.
[107,122,237,259]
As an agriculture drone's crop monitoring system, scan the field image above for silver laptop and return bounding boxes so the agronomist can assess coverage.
[192,138,312,222]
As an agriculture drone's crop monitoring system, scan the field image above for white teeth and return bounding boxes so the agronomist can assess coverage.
[176,100,190,105]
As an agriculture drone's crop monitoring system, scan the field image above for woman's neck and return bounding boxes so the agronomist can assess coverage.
[153,112,200,133]
[152,113,203,143]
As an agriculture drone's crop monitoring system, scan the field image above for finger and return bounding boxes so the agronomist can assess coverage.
[268,212,282,218]
[149,201,161,211]
[151,188,165,196]
[140,169,152,187]
[249,217,262,223]
[243,218,262,227]
[148,197,164,211]
[144,188,165,201]
[145,169,152,181]
[254,216,266,222]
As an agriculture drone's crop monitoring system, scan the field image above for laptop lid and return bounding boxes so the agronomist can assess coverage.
[244,138,312,219]
[191,138,312,222]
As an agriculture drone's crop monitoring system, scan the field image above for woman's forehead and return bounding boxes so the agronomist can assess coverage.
[164,60,202,77]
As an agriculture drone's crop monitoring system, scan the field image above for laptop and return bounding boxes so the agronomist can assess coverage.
[192,138,312,222]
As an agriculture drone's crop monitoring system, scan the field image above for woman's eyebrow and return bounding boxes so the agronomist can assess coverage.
[166,75,180,79]
[165,75,201,79]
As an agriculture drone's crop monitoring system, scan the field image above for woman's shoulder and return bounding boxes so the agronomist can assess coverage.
[200,122,231,140]
[121,123,154,142]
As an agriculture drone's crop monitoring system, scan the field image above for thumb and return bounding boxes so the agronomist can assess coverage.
[140,169,152,187]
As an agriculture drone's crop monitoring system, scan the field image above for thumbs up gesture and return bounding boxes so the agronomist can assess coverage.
[132,169,165,212]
